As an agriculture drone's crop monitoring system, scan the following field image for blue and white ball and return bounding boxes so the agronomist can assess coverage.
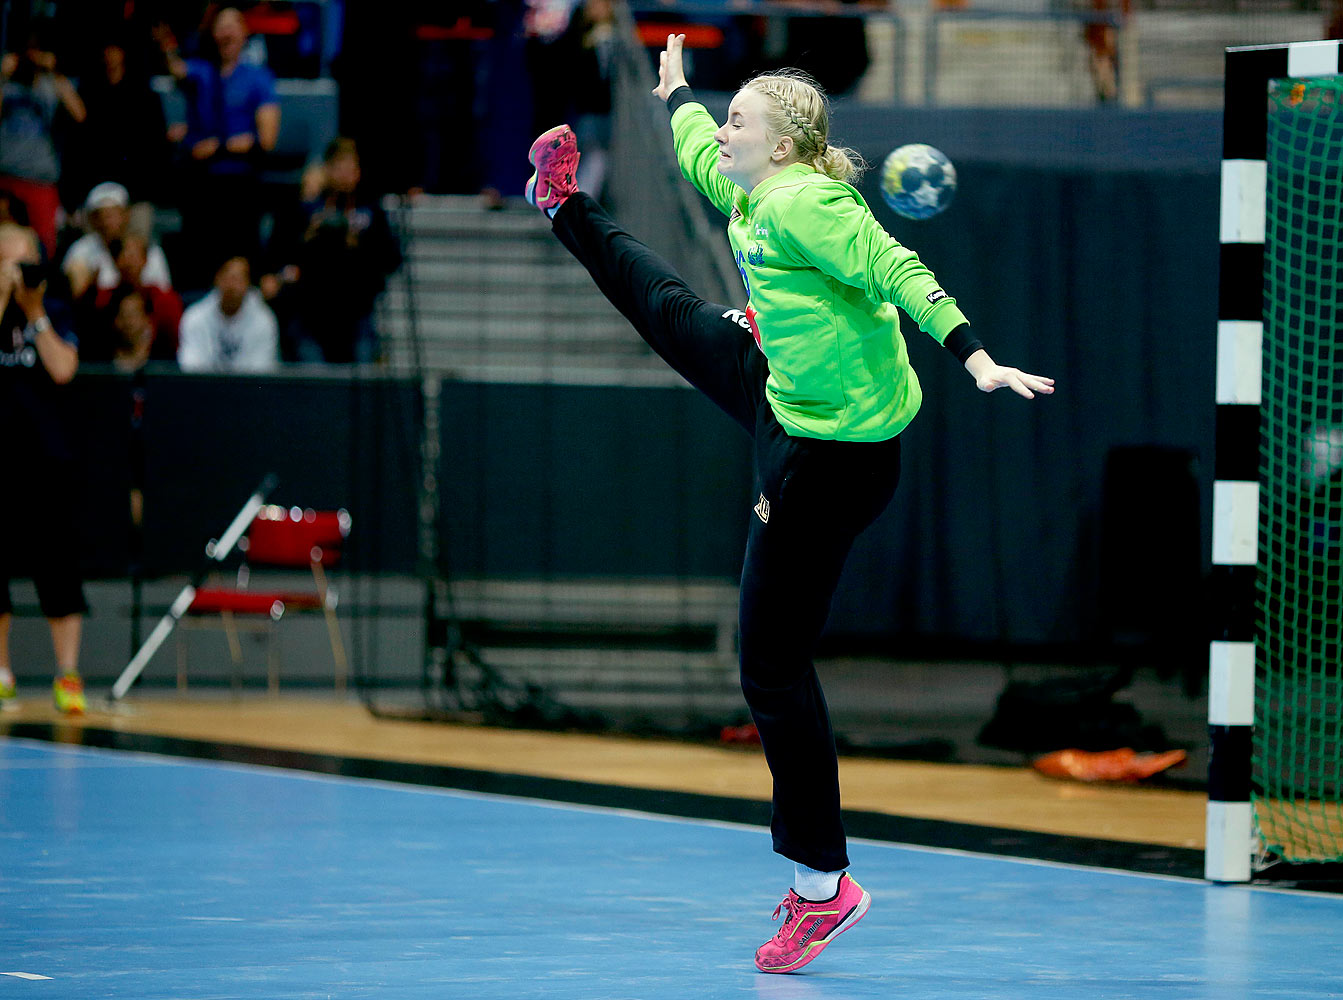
[879,143,957,220]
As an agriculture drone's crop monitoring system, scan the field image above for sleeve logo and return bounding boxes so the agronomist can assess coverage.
[926,289,949,304]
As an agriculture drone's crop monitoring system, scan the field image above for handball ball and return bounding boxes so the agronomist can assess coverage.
[880,143,957,220]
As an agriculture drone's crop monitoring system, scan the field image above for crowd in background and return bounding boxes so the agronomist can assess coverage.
[0,1,400,372]
[0,0,886,372]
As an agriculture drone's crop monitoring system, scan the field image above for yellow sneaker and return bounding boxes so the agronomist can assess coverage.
[53,672,86,715]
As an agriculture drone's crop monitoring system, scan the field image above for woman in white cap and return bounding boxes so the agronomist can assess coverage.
[62,181,173,299]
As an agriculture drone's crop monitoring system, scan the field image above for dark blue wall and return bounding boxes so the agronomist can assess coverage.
[838,162,1219,646]
[69,372,749,583]
[833,108,1220,647]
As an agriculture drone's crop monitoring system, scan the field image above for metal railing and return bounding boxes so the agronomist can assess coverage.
[623,0,1333,109]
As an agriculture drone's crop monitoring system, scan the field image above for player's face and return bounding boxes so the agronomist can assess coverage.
[714,89,784,191]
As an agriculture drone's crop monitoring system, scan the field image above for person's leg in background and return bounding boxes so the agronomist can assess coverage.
[0,176,61,258]
[0,607,15,707]
[33,466,89,714]
[47,614,82,677]
[36,568,88,715]
[0,478,14,705]
[0,539,87,714]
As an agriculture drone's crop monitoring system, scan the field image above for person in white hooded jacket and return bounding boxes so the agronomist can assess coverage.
[177,255,278,373]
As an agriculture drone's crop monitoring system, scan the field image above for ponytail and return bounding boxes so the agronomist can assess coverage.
[814,143,865,184]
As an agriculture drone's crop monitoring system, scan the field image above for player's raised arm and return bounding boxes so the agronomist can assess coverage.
[653,33,688,102]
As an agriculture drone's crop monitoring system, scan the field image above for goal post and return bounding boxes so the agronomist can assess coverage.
[1210,40,1343,882]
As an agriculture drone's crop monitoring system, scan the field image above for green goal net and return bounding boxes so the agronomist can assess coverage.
[1255,76,1343,863]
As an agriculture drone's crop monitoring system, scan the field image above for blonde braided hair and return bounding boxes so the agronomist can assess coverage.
[742,69,865,183]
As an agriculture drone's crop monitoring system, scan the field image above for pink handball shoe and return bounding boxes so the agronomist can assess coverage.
[754,872,871,974]
[525,124,580,213]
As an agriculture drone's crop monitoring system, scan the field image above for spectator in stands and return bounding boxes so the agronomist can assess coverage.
[63,182,174,300]
[524,1,616,201]
[0,222,88,715]
[263,138,400,363]
[526,0,580,141]
[80,236,183,365]
[105,287,157,372]
[67,33,172,229]
[563,0,616,201]
[111,236,182,357]
[1084,0,1128,103]
[0,21,87,256]
[156,7,281,287]
[178,255,279,372]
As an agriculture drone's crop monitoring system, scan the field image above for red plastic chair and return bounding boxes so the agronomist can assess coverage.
[180,505,352,694]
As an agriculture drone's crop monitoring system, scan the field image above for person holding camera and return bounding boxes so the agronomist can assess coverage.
[63,181,174,300]
[0,222,88,715]
[262,138,400,364]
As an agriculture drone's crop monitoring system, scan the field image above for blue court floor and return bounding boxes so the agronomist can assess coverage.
[2,738,1341,999]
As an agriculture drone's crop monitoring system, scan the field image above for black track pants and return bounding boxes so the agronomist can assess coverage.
[552,194,902,872]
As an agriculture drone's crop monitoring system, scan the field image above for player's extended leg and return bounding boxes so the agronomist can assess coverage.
[739,418,902,972]
[529,126,760,430]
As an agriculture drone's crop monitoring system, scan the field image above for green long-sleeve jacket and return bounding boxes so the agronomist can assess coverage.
[671,99,970,441]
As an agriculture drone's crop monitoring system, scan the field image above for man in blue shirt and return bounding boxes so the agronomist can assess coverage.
[159,7,281,287]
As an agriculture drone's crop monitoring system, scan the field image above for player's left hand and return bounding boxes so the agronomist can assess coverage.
[964,350,1054,398]
[974,365,1054,399]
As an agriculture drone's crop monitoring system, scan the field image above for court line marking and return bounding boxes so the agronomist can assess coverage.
[6,735,1341,900]
[2,973,54,980]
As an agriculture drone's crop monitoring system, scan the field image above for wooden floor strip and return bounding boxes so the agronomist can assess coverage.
[1,694,1206,856]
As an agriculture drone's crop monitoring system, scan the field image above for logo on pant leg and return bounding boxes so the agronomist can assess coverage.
[754,493,771,523]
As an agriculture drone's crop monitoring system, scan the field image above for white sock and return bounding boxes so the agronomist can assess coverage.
[793,863,842,901]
